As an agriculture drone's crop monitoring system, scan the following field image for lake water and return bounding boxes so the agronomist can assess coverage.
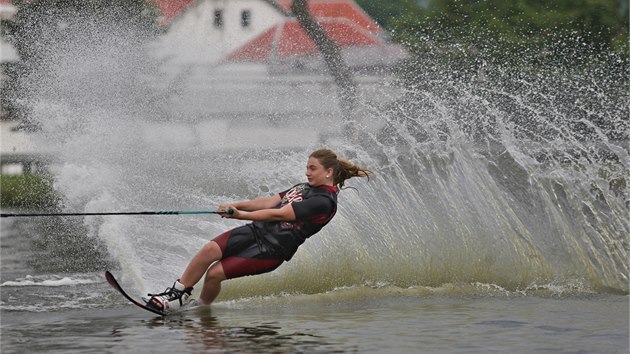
[1,215,628,354]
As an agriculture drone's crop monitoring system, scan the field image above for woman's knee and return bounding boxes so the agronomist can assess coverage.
[200,241,222,259]
[204,262,226,283]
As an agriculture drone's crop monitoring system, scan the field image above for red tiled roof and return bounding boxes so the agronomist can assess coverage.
[149,0,386,62]
[277,0,381,33]
[149,0,195,24]
[151,0,381,32]
[227,26,277,61]
[225,17,380,62]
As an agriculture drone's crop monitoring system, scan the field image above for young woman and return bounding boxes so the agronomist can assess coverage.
[146,148,372,312]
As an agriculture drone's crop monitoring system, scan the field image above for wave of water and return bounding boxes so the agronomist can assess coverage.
[14,14,628,298]
[0,274,100,287]
[0,272,105,312]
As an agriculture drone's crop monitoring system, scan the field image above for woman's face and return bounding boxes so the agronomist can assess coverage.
[306,157,332,186]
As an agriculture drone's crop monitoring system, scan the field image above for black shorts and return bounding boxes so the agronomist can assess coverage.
[212,225,283,279]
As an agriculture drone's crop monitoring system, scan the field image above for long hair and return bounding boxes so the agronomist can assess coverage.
[309,148,372,190]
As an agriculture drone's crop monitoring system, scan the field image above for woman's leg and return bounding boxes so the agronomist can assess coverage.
[199,261,226,304]
[198,257,283,305]
[178,240,223,288]
[179,226,283,305]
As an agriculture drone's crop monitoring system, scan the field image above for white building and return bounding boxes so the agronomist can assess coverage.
[154,0,288,66]
[148,0,406,149]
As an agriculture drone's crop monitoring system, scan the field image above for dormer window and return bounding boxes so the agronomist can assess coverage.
[241,10,251,28]
[214,9,223,29]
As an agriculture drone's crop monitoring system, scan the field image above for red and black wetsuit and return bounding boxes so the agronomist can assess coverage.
[212,183,338,279]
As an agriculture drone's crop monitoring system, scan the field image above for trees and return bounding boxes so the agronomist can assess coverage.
[378,0,628,58]
[354,0,422,31]
[362,0,627,159]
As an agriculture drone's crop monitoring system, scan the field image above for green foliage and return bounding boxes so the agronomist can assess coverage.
[430,0,623,46]
[357,0,628,60]
[355,0,422,30]
[0,174,60,209]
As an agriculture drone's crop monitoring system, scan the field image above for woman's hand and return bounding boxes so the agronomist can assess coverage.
[218,204,238,218]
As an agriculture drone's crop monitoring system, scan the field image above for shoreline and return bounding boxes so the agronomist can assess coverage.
[0,174,59,209]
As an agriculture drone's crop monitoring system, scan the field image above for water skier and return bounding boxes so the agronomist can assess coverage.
[145,148,372,312]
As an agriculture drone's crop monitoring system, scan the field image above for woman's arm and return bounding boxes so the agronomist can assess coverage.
[224,203,296,222]
[219,195,281,212]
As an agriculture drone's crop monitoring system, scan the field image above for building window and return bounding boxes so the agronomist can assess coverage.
[241,10,251,28]
[214,9,223,29]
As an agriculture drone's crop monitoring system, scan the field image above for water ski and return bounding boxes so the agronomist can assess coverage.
[105,271,169,316]
[106,273,200,318]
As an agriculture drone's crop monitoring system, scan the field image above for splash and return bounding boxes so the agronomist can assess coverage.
[15,9,628,297]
